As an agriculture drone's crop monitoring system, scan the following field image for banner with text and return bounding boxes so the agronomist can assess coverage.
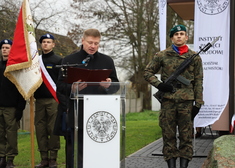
[158,0,167,50]
[194,0,230,127]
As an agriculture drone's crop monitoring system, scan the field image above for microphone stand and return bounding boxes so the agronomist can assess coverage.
[55,63,84,77]
[55,62,84,167]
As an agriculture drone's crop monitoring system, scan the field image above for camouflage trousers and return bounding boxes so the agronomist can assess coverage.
[159,99,193,161]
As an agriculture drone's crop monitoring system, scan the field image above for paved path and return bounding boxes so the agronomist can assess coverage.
[124,128,218,168]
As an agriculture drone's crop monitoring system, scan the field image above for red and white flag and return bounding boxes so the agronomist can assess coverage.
[39,56,59,102]
[230,114,235,133]
[4,0,42,100]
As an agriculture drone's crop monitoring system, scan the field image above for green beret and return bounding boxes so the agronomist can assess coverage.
[169,25,187,38]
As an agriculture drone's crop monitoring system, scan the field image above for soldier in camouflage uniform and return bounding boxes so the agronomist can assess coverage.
[144,25,204,168]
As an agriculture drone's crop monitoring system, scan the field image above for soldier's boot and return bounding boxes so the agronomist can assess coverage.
[6,160,15,168]
[166,157,176,168]
[49,150,58,168]
[49,159,57,168]
[0,157,6,168]
[35,159,49,168]
[6,157,15,168]
[180,157,189,168]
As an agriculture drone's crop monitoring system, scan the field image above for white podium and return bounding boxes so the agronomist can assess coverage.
[70,82,126,168]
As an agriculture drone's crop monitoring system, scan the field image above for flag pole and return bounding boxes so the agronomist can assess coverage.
[30,96,35,167]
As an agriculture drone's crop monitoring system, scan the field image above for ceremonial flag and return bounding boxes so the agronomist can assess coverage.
[4,0,42,100]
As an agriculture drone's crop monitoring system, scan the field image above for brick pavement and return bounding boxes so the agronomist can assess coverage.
[124,128,218,168]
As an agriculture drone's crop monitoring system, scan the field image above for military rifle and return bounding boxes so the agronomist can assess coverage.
[154,36,220,103]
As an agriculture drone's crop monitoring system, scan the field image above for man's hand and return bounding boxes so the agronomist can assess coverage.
[72,80,87,93]
[157,83,173,92]
[100,78,111,89]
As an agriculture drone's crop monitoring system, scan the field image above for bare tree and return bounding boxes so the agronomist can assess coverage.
[0,0,77,56]
[0,0,70,38]
[30,0,69,36]
[0,0,21,40]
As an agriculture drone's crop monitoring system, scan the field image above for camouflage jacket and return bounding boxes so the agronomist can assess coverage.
[144,45,204,107]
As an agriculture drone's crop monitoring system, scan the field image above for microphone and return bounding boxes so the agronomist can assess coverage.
[82,54,94,64]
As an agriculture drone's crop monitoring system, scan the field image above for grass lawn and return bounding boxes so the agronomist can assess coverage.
[14,110,161,167]
[15,134,66,168]
[125,110,162,156]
